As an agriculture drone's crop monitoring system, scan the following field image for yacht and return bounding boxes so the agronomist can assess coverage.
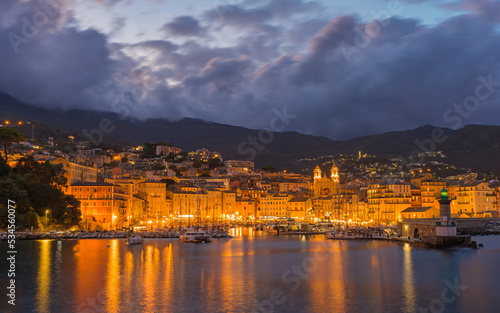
[127,234,144,245]
[325,230,359,240]
[277,218,303,231]
[180,230,212,243]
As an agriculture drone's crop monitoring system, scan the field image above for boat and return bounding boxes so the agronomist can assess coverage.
[277,218,303,231]
[127,234,144,245]
[264,225,278,233]
[325,230,359,240]
[180,231,212,243]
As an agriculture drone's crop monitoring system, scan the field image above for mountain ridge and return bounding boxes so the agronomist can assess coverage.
[2,93,500,172]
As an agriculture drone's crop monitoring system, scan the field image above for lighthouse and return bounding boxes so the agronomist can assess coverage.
[435,188,457,236]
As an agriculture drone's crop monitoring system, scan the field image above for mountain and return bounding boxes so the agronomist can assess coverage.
[1,93,500,173]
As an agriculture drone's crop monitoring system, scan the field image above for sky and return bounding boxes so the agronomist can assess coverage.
[1,0,500,140]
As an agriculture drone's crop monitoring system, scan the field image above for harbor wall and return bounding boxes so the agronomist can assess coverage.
[398,218,500,238]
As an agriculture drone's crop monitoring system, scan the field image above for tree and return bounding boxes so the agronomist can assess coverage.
[152,163,166,170]
[261,166,276,172]
[208,157,222,169]
[104,160,119,167]
[14,157,67,188]
[165,152,175,161]
[0,128,24,157]
[60,195,81,227]
[0,156,10,177]
[160,178,176,186]
[0,178,30,228]
[140,142,157,158]
[20,210,40,229]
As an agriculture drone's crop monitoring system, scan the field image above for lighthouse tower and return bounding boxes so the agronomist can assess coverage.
[435,188,457,236]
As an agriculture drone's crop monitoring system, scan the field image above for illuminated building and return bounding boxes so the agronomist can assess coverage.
[155,145,182,156]
[448,182,497,216]
[287,197,312,220]
[69,182,129,230]
[138,181,168,220]
[259,194,290,219]
[367,182,411,224]
[420,180,446,208]
[50,157,98,191]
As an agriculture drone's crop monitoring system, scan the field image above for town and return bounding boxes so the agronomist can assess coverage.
[1,120,499,234]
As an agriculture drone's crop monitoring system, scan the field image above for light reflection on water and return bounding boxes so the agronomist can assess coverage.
[35,240,51,313]
[1,230,499,313]
[402,244,416,312]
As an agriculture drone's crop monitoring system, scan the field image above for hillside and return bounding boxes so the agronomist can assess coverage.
[1,93,500,172]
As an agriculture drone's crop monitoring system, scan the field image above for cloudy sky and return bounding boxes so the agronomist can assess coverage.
[1,0,500,139]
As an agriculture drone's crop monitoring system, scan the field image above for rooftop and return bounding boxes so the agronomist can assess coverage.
[401,207,434,213]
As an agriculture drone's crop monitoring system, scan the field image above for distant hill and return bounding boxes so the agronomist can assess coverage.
[1,93,500,173]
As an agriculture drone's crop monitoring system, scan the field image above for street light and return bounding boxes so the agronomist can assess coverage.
[45,210,49,230]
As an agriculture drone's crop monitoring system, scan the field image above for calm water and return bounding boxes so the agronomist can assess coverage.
[1,229,499,313]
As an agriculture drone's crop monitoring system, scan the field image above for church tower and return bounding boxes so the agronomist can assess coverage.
[314,165,322,183]
[331,162,339,183]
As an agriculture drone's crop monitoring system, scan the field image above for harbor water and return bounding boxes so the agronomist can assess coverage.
[1,228,499,313]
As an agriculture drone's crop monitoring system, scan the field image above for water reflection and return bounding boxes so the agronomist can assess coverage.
[310,244,347,313]
[36,240,51,313]
[402,244,416,312]
[106,240,120,313]
[4,230,500,313]
[142,245,157,313]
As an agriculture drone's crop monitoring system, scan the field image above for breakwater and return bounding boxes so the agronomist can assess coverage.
[0,230,233,240]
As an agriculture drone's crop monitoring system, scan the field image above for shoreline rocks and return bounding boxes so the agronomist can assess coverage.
[0,230,233,240]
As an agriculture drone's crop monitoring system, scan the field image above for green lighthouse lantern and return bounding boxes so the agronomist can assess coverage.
[440,188,449,200]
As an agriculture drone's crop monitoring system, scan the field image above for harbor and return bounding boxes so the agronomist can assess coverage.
[2,228,499,313]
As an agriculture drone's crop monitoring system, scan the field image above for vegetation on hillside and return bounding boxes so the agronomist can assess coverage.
[0,156,81,230]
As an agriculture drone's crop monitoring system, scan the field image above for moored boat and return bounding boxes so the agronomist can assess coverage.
[127,234,144,245]
[326,230,359,240]
[180,231,212,243]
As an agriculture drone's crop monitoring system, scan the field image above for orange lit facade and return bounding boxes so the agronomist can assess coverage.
[448,182,497,216]
[235,197,257,221]
[69,182,130,230]
[51,157,98,190]
[420,180,446,208]
[287,197,312,220]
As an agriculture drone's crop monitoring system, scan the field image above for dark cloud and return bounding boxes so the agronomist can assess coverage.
[161,16,205,37]
[1,0,500,140]
[205,0,322,29]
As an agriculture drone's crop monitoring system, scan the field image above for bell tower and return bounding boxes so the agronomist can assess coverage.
[331,162,339,183]
[314,165,322,183]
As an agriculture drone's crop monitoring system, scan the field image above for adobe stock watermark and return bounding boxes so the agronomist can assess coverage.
[82,71,159,146]
[341,1,403,64]
[399,73,500,167]
[212,0,238,21]
[76,284,108,313]
[8,0,62,54]
[253,242,334,313]
[237,106,296,161]
[418,277,467,313]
